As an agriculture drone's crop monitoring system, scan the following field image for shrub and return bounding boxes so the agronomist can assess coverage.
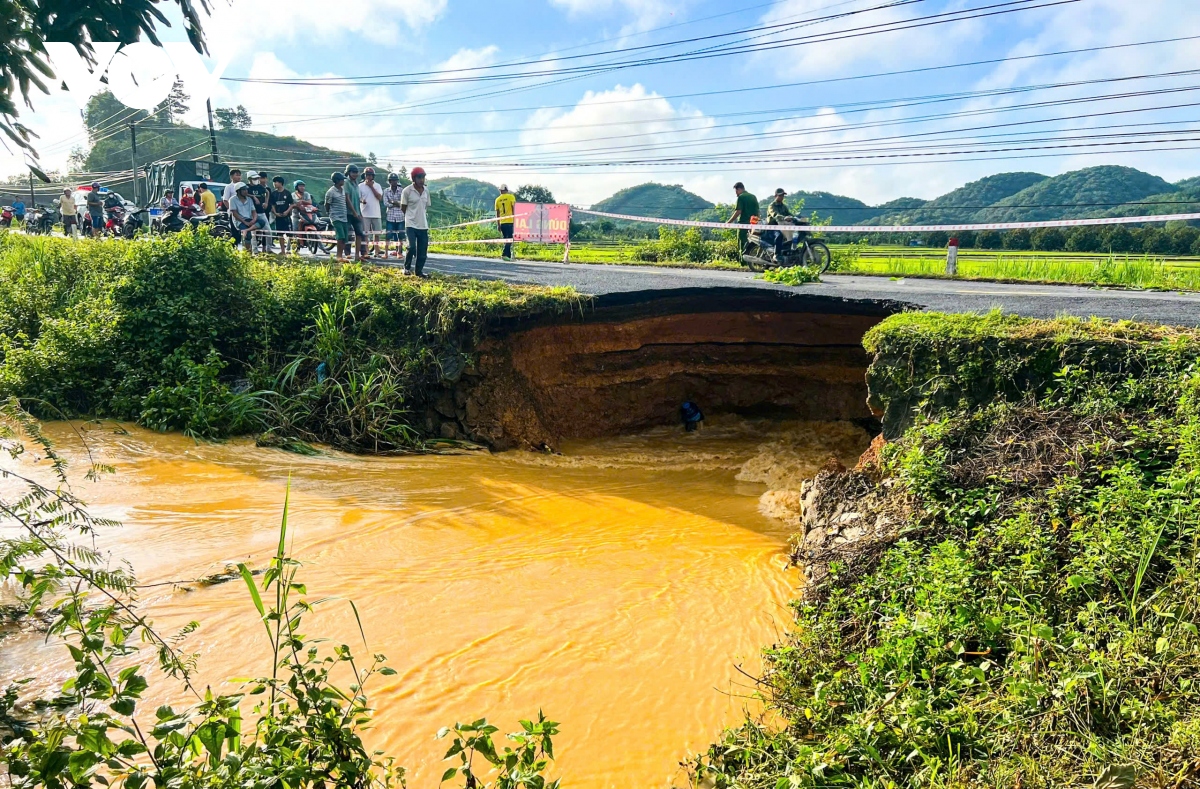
[0,232,580,451]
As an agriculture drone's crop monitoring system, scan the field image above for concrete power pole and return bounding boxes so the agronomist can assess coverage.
[129,121,139,205]
[206,100,220,163]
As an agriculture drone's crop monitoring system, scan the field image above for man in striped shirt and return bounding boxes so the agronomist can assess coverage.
[383,173,406,259]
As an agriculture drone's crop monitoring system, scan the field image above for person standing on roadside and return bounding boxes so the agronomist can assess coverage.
[383,172,406,259]
[359,167,383,258]
[324,172,353,261]
[401,166,431,276]
[86,182,104,237]
[59,188,78,238]
[344,164,366,262]
[197,183,218,216]
[495,183,516,260]
[222,169,243,207]
[270,176,294,250]
[292,180,317,254]
[727,181,759,256]
[229,183,259,251]
[246,171,271,252]
[12,198,25,225]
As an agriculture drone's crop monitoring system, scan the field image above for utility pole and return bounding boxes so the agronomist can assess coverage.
[29,172,35,208]
[129,121,139,205]
[206,99,220,163]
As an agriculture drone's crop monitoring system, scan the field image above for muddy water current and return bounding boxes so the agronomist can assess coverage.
[0,418,869,788]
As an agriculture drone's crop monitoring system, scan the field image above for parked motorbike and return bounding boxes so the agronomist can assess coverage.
[0,206,12,228]
[741,217,831,273]
[295,207,332,255]
[27,205,54,235]
[190,210,237,241]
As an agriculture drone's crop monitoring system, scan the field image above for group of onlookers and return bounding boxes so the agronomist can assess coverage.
[32,164,525,276]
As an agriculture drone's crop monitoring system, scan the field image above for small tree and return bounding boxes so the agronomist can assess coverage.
[975,230,1002,249]
[1065,226,1101,253]
[1030,227,1065,251]
[154,79,190,122]
[214,105,252,131]
[1002,228,1031,250]
[515,185,555,204]
[1102,225,1136,253]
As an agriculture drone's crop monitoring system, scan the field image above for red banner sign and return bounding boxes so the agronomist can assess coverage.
[513,203,570,243]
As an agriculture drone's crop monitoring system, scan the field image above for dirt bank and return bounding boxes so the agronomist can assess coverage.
[423,288,908,449]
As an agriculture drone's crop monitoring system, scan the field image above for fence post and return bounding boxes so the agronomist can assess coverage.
[946,236,959,276]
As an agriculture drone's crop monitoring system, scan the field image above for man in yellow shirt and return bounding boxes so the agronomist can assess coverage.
[197,182,218,216]
[495,184,516,260]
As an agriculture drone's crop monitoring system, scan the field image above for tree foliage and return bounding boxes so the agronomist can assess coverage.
[0,0,211,170]
[514,185,556,204]
[213,105,252,131]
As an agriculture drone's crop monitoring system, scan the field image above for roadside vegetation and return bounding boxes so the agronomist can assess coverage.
[698,312,1200,787]
[0,230,580,451]
[0,404,561,789]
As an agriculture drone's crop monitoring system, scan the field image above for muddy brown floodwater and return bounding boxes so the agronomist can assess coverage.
[0,417,870,788]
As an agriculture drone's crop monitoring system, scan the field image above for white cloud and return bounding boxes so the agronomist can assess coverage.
[403,46,502,103]
[207,0,447,48]
[509,83,720,204]
[757,0,983,78]
[549,0,687,33]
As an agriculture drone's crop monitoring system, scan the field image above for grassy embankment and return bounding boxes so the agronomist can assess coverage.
[0,230,579,452]
[699,312,1200,787]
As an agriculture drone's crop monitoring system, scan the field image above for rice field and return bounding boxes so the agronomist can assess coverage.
[839,247,1200,290]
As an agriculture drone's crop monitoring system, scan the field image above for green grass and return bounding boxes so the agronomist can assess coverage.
[698,312,1200,788]
[0,229,581,451]
[431,232,1200,289]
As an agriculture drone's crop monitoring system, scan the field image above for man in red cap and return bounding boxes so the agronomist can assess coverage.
[401,167,431,276]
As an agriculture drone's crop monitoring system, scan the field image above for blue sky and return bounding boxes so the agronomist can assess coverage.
[10,0,1200,206]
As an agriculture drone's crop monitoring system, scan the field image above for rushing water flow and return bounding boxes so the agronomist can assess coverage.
[0,418,870,788]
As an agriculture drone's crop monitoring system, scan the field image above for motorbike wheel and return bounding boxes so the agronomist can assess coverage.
[803,241,832,274]
[211,224,235,241]
[740,242,770,271]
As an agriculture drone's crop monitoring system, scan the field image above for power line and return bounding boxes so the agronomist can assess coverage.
[234,0,1074,90]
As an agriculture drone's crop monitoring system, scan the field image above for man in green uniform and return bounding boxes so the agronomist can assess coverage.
[728,181,759,256]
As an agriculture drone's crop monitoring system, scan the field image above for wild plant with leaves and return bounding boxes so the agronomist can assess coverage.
[0,400,561,789]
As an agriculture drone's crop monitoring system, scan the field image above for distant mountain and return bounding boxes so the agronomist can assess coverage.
[1174,176,1200,191]
[975,166,1173,223]
[776,190,883,225]
[429,177,499,212]
[876,197,927,212]
[591,183,714,220]
[869,172,1048,225]
[1102,183,1200,218]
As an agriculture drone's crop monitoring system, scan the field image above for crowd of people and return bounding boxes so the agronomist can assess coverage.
[212,165,438,275]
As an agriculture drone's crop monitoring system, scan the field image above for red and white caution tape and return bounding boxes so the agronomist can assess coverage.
[433,213,529,230]
[573,207,1200,233]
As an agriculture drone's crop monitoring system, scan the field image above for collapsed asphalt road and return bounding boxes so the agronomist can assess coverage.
[413,252,1200,327]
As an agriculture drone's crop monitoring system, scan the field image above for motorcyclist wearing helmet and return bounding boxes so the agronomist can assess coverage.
[765,188,797,259]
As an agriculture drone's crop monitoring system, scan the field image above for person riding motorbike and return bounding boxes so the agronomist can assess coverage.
[765,188,798,258]
[292,180,319,253]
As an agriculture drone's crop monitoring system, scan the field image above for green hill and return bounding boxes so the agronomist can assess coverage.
[773,190,882,225]
[77,92,469,224]
[591,183,714,219]
[974,166,1173,223]
[1174,176,1200,191]
[428,177,500,213]
[871,172,1048,225]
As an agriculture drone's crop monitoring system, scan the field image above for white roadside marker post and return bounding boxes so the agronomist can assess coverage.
[946,236,959,276]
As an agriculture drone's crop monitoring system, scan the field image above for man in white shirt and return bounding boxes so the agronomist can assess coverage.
[359,167,383,258]
[222,169,243,207]
[400,166,431,276]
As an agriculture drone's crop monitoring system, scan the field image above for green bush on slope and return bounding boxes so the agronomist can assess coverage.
[0,230,579,449]
[699,312,1200,788]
